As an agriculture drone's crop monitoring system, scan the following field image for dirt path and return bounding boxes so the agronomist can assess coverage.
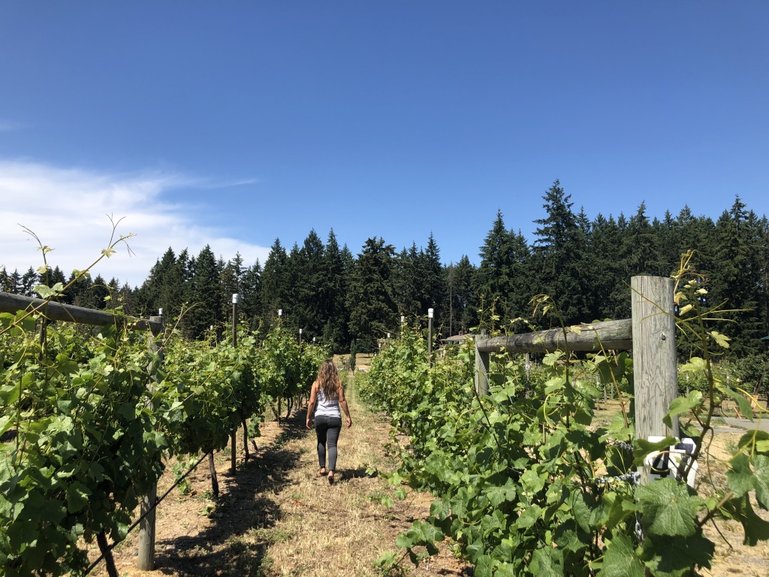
[90,382,469,577]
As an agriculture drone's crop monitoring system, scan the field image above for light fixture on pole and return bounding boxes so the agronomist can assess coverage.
[427,308,434,359]
[231,293,240,345]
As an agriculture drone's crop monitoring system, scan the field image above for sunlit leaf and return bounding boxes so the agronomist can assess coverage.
[637,478,704,537]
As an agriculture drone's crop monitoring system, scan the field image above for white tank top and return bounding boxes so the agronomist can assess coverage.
[315,387,341,418]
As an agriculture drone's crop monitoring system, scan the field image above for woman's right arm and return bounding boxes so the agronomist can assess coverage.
[306,382,318,429]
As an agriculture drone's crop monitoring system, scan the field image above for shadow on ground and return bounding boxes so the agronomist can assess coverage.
[153,410,308,576]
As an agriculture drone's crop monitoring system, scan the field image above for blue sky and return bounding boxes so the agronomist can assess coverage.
[1,1,768,287]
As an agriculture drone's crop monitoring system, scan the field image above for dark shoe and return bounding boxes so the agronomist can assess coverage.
[328,471,335,485]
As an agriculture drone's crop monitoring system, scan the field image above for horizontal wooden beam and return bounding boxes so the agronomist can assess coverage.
[475,318,632,354]
[0,291,162,333]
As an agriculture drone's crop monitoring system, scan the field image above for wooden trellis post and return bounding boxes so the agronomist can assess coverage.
[630,275,679,440]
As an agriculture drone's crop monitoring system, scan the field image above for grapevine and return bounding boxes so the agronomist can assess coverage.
[362,258,769,577]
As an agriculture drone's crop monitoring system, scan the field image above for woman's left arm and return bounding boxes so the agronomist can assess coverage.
[338,385,352,428]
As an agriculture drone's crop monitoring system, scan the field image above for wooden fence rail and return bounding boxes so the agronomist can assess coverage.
[474,275,679,441]
[0,291,163,333]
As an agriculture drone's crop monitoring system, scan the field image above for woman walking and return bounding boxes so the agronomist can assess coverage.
[305,359,352,484]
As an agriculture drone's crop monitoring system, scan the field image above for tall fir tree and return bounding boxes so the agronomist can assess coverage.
[322,230,350,352]
[477,210,531,330]
[185,245,222,339]
[588,214,626,319]
[710,198,765,355]
[391,244,423,320]
[260,239,289,329]
[421,233,446,334]
[219,252,244,328]
[240,260,262,330]
[294,230,327,341]
[532,180,590,325]
[445,255,478,335]
[347,237,398,352]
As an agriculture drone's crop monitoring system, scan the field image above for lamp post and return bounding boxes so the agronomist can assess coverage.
[299,327,303,345]
[231,293,240,346]
[427,307,434,360]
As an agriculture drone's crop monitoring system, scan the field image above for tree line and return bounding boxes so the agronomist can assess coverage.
[2,181,767,357]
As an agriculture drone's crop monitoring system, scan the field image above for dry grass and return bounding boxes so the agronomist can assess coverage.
[86,380,469,577]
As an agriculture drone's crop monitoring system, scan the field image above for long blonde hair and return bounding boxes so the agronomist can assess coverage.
[317,359,341,399]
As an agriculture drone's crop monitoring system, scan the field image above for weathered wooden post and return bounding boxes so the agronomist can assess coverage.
[631,275,679,441]
[138,313,164,571]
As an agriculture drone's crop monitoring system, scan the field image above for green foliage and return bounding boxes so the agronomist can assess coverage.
[0,319,166,576]
[364,260,769,577]
[0,307,324,575]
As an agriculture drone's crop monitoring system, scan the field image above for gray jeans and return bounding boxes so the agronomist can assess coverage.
[315,414,342,471]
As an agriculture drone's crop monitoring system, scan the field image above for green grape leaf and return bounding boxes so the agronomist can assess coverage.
[34,282,65,299]
[637,478,703,537]
[641,534,714,577]
[598,534,644,577]
[727,453,754,498]
[0,382,21,405]
[664,391,703,428]
[530,546,563,577]
[66,482,90,513]
[754,455,769,510]
[719,385,754,419]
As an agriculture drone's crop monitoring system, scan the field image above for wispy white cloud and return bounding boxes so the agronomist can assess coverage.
[0,159,270,288]
[0,119,24,132]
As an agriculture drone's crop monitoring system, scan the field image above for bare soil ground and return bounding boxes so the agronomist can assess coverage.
[87,394,769,577]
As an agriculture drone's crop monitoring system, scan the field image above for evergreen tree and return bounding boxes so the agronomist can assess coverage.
[20,267,38,297]
[0,268,12,293]
[322,230,350,352]
[477,211,531,329]
[588,214,626,319]
[622,203,663,276]
[391,244,423,320]
[445,256,477,335]
[532,181,590,325]
[260,239,289,329]
[294,230,326,341]
[241,260,262,330]
[710,198,765,355]
[135,248,176,317]
[347,237,397,352]
[8,270,22,295]
[185,245,222,339]
[422,233,446,334]
[77,274,110,309]
[282,243,302,330]
[219,252,244,326]
[66,272,93,307]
